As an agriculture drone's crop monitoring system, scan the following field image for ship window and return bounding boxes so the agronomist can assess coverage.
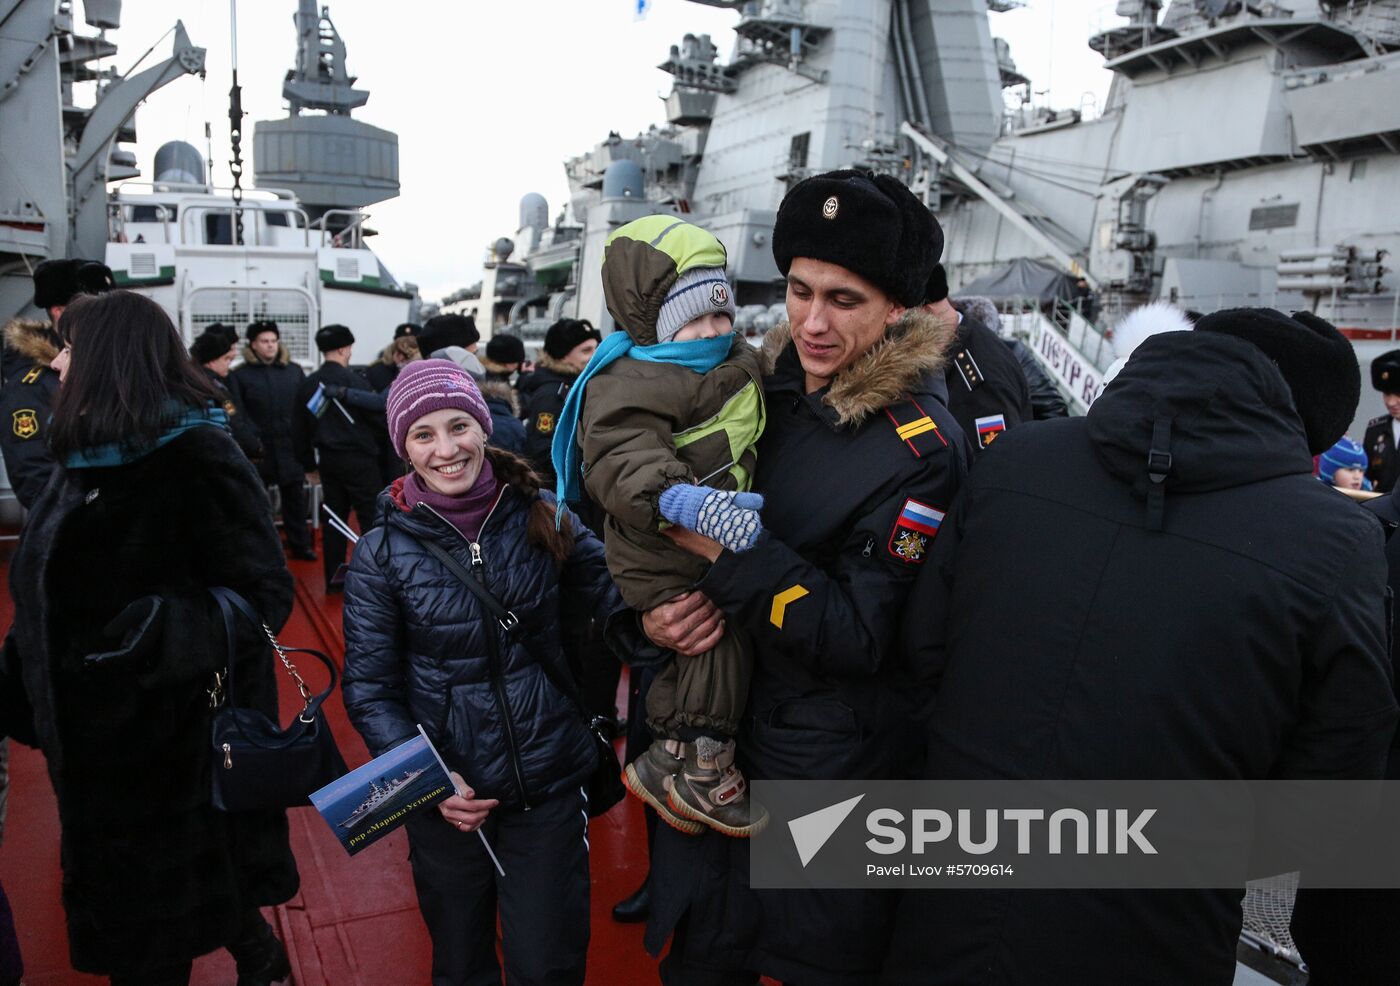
[1248,204,1299,231]
[789,132,810,171]
[1350,159,1368,182]
[265,210,291,227]
[204,212,234,245]
[131,204,176,222]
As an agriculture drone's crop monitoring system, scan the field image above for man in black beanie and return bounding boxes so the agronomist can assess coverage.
[416,314,479,362]
[521,318,601,483]
[884,311,1393,986]
[483,332,526,384]
[0,258,114,509]
[638,170,971,985]
[923,263,1032,458]
[296,325,385,591]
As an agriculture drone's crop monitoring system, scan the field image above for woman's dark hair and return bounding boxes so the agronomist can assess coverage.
[49,290,222,459]
[484,447,574,565]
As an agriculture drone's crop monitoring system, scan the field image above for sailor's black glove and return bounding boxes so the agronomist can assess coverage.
[84,595,165,671]
[321,384,348,400]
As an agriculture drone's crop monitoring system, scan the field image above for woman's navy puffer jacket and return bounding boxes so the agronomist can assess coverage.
[342,482,624,809]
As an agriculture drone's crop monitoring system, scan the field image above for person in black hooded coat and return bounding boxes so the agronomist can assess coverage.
[883,323,1398,986]
[6,291,298,985]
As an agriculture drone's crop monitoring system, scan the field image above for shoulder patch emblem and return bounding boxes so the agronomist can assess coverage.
[884,398,949,458]
[20,367,41,385]
[975,413,1007,449]
[888,498,944,564]
[953,348,984,391]
[11,408,38,440]
[535,411,555,434]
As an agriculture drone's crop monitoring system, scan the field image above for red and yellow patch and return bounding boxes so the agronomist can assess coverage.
[11,408,38,440]
[535,412,555,434]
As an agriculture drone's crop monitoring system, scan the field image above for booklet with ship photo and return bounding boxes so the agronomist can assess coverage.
[310,725,457,856]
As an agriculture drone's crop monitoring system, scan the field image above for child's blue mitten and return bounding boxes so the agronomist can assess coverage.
[658,484,765,552]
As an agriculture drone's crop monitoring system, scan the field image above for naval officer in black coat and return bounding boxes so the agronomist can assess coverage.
[0,259,113,509]
[1364,349,1400,493]
[923,264,1032,456]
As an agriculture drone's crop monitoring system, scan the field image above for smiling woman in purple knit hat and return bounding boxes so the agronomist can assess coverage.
[340,358,630,985]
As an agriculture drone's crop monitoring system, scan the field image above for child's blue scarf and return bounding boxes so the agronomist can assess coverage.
[65,402,229,469]
[551,332,732,525]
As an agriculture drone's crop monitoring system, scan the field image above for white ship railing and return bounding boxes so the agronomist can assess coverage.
[181,284,319,364]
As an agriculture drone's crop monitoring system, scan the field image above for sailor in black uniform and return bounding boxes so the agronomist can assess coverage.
[1364,349,1400,493]
[296,324,386,590]
[923,264,1032,457]
[0,259,113,510]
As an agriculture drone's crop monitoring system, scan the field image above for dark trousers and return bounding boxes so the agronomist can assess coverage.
[406,789,590,986]
[108,909,274,986]
[277,480,312,553]
[318,449,381,585]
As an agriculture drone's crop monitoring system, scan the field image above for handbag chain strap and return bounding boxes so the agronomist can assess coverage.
[258,620,312,703]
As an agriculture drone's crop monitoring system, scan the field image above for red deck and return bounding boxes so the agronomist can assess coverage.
[0,541,668,985]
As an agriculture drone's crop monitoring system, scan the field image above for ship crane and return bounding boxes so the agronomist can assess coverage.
[899,121,1099,291]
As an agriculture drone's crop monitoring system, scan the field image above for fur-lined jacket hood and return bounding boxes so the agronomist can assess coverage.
[3,318,60,369]
[478,378,520,417]
[759,308,957,428]
[239,341,292,367]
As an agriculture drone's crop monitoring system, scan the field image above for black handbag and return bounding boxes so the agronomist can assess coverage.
[413,536,626,818]
[207,586,348,812]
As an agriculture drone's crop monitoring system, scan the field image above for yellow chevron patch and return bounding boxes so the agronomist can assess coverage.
[769,584,809,629]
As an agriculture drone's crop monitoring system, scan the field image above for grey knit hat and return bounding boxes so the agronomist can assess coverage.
[655,266,737,344]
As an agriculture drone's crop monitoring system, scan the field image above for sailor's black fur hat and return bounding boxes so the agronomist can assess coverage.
[773,169,943,308]
[33,259,114,310]
[1371,349,1400,394]
[1196,307,1360,455]
[315,323,355,353]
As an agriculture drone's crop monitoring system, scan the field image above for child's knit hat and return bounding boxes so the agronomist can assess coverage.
[655,267,737,344]
[1318,435,1368,484]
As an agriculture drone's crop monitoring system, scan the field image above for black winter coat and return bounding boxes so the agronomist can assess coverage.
[884,330,1398,986]
[293,360,383,468]
[943,314,1033,456]
[1003,336,1069,419]
[232,345,306,485]
[646,315,971,985]
[520,355,580,484]
[480,379,526,455]
[0,319,61,509]
[342,480,625,808]
[201,367,263,462]
[6,427,298,974]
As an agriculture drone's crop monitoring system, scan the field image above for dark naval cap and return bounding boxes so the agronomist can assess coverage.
[33,258,114,310]
[773,169,943,308]
[1372,350,1400,394]
[1195,307,1360,456]
[315,323,355,352]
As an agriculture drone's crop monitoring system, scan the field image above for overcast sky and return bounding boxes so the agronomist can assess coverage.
[109,0,1113,303]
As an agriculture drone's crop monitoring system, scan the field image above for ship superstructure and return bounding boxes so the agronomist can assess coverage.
[456,0,1398,432]
[0,1,413,365]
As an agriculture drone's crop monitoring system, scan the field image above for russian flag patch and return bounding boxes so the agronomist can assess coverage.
[888,498,944,564]
[975,413,1007,449]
